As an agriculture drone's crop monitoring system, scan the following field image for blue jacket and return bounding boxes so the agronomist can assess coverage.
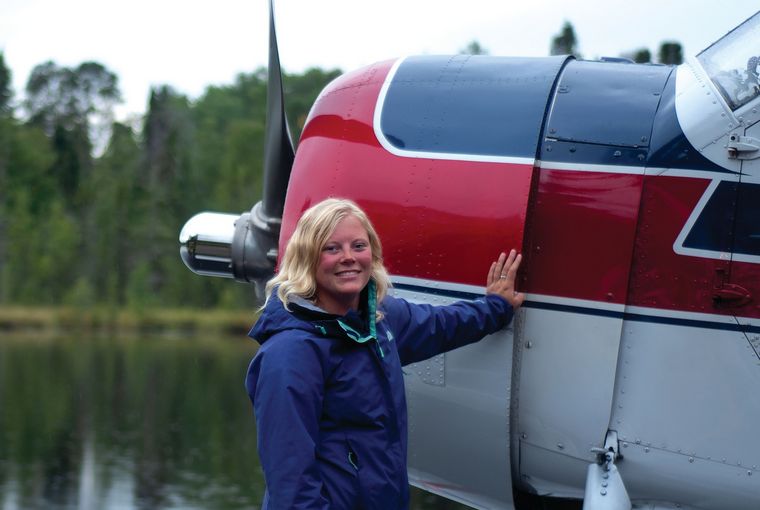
[245,284,513,509]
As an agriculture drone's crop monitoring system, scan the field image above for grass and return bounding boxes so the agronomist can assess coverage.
[0,305,258,338]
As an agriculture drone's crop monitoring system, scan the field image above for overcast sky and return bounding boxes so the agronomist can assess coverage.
[1,1,758,121]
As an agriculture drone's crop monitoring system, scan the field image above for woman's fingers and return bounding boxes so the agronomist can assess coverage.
[488,252,506,285]
[488,261,497,285]
[505,252,521,280]
[486,249,524,308]
[496,250,516,285]
[502,250,516,276]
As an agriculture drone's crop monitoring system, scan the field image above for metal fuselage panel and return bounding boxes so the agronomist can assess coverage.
[280,55,760,508]
[603,70,760,507]
[515,59,672,499]
[517,60,760,506]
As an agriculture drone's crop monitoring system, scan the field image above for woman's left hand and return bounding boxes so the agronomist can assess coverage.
[486,249,525,309]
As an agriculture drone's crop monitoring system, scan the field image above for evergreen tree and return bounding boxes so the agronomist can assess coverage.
[51,122,91,206]
[86,123,142,304]
[1,123,56,304]
[633,48,652,63]
[459,40,489,56]
[139,86,197,305]
[658,41,683,65]
[550,21,582,58]
[0,52,12,114]
[0,53,11,300]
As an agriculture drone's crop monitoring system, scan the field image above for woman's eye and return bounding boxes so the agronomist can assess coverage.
[353,242,368,250]
[323,245,339,253]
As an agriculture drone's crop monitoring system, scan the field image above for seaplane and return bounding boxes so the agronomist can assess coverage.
[180,5,760,509]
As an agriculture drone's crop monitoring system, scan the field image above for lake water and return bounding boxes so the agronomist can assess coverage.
[0,333,468,509]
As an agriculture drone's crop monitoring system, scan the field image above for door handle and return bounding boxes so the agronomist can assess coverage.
[713,283,752,307]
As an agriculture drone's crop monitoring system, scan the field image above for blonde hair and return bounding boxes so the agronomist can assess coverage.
[265,198,391,319]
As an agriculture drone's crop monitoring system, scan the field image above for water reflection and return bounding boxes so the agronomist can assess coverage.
[0,334,467,509]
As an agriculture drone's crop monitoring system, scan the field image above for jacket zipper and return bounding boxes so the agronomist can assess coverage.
[348,450,359,470]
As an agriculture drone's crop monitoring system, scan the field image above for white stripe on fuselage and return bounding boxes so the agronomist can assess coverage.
[389,275,759,329]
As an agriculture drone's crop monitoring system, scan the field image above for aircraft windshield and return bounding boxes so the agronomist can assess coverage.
[698,11,760,110]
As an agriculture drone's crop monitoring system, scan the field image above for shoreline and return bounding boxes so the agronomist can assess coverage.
[0,305,258,337]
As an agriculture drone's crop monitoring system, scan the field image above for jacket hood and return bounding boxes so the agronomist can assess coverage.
[248,295,317,344]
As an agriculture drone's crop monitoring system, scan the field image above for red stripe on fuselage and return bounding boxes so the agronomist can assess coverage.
[521,168,643,305]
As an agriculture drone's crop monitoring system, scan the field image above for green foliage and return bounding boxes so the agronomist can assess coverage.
[2,56,298,310]
[63,276,96,307]
[632,48,652,64]
[2,120,57,304]
[51,122,92,205]
[25,60,120,134]
[126,261,155,312]
[658,41,683,65]
[4,121,56,214]
[0,52,12,114]
[284,67,342,141]
[459,40,489,55]
[5,194,80,304]
[85,122,143,303]
[41,199,81,302]
[550,21,582,58]
[24,61,121,215]
[214,119,265,211]
[138,86,204,306]
[3,189,36,302]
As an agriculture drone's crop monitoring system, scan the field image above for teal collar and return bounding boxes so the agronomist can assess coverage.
[336,279,377,343]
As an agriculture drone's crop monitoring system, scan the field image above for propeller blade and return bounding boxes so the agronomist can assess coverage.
[179,0,298,297]
[261,0,295,223]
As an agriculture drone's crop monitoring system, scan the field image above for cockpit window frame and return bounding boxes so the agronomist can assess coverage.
[698,11,760,111]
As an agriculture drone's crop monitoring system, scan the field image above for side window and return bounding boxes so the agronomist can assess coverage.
[734,182,760,262]
[676,180,760,263]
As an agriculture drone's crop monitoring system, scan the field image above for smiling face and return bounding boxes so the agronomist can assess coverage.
[314,214,373,315]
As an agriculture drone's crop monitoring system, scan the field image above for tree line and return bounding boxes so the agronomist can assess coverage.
[460,21,683,64]
[0,52,340,310]
[548,21,683,64]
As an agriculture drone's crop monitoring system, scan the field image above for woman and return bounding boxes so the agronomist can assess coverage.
[245,198,523,510]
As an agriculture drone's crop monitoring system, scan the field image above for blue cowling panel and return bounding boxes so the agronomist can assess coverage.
[379,55,569,159]
[547,60,672,149]
[540,60,732,173]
